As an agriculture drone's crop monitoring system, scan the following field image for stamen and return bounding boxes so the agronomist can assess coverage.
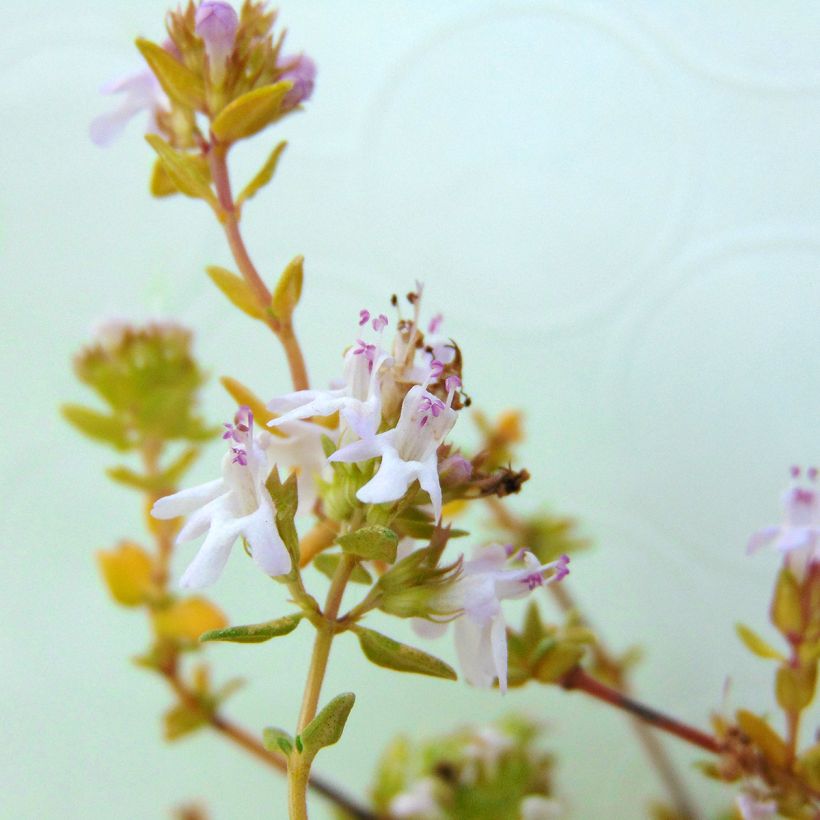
[358,309,370,326]
[791,465,801,478]
[445,375,461,406]
[554,554,570,582]
[430,359,444,378]
[231,447,248,466]
[428,313,443,334]
[809,467,818,481]
[372,314,388,332]
[522,572,544,591]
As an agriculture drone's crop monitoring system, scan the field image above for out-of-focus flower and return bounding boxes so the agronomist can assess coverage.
[195,1,239,83]
[389,778,445,819]
[416,545,569,693]
[735,792,778,819]
[329,380,460,519]
[90,64,168,147]
[152,407,290,587]
[747,466,819,579]
[278,53,316,110]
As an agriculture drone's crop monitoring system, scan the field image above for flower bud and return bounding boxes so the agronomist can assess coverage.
[195,1,239,83]
[278,53,316,110]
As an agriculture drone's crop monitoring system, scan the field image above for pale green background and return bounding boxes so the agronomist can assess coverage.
[2,1,820,818]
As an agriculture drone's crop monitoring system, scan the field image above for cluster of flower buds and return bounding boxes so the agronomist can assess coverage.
[152,286,569,690]
[369,716,561,819]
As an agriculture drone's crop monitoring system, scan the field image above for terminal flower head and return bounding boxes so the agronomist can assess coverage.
[329,381,458,518]
[152,406,290,587]
[747,466,819,580]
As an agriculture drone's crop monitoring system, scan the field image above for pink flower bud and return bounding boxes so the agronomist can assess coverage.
[195,1,239,79]
[278,53,317,110]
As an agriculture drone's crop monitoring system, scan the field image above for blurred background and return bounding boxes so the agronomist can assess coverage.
[2,1,820,817]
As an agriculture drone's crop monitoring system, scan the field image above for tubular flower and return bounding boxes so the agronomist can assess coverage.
[268,339,391,441]
[415,544,570,693]
[278,53,317,111]
[747,466,819,579]
[328,379,460,519]
[151,407,290,588]
[89,64,168,147]
[266,418,329,513]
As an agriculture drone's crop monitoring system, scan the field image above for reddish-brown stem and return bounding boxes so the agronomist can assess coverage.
[208,142,310,392]
[485,497,700,816]
[561,667,722,754]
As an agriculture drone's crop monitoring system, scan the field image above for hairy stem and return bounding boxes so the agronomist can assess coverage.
[162,666,375,819]
[561,667,722,754]
[289,554,356,819]
[208,142,309,391]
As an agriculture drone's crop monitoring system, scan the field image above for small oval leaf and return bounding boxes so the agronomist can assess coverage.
[206,265,264,320]
[237,141,288,206]
[136,38,205,110]
[145,135,215,204]
[338,526,398,562]
[211,82,293,143]
[200,613,303,644]
[353,626,457,680]
[735,623,785,661]
[300,693,355,759]
[271,255,304,320]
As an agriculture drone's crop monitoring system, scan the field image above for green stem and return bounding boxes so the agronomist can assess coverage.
[288,554,356,819]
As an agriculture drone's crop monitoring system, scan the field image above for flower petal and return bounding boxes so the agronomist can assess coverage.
[411,617,449,640]
[328,434,385,464]
[454,617,496,689]
[242,504,291,577]
[356,448,419,505]
[490,614,509,694]
[178,513,244,588]
[152,479,226,520]
[417,456,444,520]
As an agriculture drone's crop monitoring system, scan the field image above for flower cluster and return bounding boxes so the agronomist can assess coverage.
[152,287,568,689]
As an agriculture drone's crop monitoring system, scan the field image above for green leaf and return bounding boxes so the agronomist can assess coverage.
[265,468,300,567]
[200,613,303,644]
[237,141,287,206]
[161,446,200,485]
[776,665,817,713]
[392,507,468,540]
[300,693,355,759]
[320,435,337,459]
[61,404,132,451]
[736,709,787,768]
[220,376,277,427]
[262,726,294,757]
[353,626,457,680]
[735,623,785,661]
[211,81,293,143]
[145,135,215,204]
[270,255,303,320]
[136,38,205,110]
[797,742,820,791]
[163,701,207,741]
[105,465,158,491]
[314,553,373,584]
[338,526,398,562]
[206,265,264,320]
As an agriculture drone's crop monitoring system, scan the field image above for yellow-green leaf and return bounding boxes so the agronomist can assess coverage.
[736,709,788,768]
[337,526,398,562]
[353,626,457,680]
[136,38,205,110]
[775,665,817,713]
[796,742,820,791]
[200,613,303,644]
[97,542,155,607]
[61,404,132,451]
[151,155,211,198]
[211,81,293,143]
[263,726,293,757]
[735,623,785,661]
[271,255,303,319]
[237,141,287,206]
[299,693,355,759]
[206,265,264,320]
[771,568,804,637]
[145,135,215,204]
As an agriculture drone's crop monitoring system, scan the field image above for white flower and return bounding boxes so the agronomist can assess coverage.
[415,545,570,693]
[90,63,168,147]
[151,407,290,588]
[328,380,459,519]
[520,796,564,819]
[388,778,445,820]
[268,341,390,441]
[735,793,778,819]
[265,417,329,514]
[748,466,819,580]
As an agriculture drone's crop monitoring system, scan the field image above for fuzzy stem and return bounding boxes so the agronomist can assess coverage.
[289,554,356,819]
[208,142,310,391]
[561,667,722,754]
